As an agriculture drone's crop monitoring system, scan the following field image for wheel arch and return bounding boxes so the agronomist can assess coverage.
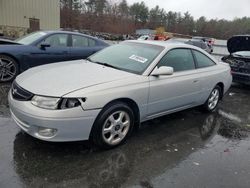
[89,97,141,145]
[101,98,140,127]
[0,53,20,70]
[216,82,224,99]
[91,97,141,134]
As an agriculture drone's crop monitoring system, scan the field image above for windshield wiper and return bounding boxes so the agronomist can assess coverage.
[87,58,121,70]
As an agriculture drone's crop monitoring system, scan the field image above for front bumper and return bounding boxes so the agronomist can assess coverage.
[8,92,101,142]
[232,71,250,85]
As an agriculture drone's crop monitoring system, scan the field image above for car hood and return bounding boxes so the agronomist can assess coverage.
[227,35,250,54]
[15,60,135,97]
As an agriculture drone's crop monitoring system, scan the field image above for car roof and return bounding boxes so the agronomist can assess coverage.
[193,36,204,38]
[192,36,211,39]
[125,40,218,63]
[45,30,81,34]
[125,40,202,50]
[41,30,101,40]
[189,39,207,43]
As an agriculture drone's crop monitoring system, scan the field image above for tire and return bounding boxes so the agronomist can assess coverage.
[203,85,222,112]
[91,102,135,149]
[0,54,19,82]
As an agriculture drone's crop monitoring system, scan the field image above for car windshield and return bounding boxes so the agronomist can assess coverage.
[15,31,47,45]
[233,51,250,57]
[88,42,164,74]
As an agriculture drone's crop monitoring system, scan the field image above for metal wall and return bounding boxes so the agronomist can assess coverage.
[0,0,60,30]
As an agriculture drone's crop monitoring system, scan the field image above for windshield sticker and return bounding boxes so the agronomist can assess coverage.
[129,55,148,63]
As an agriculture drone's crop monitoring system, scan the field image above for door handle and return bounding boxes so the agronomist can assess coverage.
[193,80,199,83]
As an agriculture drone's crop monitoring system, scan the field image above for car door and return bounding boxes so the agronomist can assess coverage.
[29,33,71,67]
[69,34,100,60]
[147,48,203,116]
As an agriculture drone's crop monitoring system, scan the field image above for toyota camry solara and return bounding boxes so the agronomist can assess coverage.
[8,40,232,149]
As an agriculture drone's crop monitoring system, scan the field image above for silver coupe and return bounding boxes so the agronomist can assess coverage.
[8,40,232,149]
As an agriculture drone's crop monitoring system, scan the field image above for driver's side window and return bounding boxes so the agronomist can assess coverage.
[158,49,195,72]
[40,34,68,47]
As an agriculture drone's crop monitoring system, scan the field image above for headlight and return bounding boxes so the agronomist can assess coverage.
[59,98,81,109]
[31,95,82,110]
[31,96,60,109]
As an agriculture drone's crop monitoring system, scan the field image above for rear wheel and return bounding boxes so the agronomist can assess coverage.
[203,86,221,112]
[91,102,134,149]
[0,55,18,82]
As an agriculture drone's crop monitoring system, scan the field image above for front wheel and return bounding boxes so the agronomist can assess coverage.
[0,55,18,82]
[91,102,134,149]
[203,86,221,112]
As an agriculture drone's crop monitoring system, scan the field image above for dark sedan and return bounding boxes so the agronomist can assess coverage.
[0,31,109,82]
[222,35,250,85]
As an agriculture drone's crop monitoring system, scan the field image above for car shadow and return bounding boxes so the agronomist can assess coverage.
[231,82,250,91]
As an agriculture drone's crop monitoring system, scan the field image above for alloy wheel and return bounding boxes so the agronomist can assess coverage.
[0,57,17,82]
[208,88,220,110]
[102,111,131,145]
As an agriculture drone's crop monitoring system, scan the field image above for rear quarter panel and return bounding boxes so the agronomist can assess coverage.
[198,62,232,103]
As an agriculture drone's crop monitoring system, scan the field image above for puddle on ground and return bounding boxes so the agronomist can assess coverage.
[0,84,11,117]
[0,84,250,187]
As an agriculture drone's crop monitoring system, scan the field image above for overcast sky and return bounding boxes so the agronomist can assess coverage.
[126,0,250,20]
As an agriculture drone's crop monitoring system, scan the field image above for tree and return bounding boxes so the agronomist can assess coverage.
[60,0,250,39]
[166,11,177,32]
[130,2,149,26]
[119,0,129,18]
[148,6,166,29]
[85,0,107,15]
[60,0,82,29]
[182,12,195,35]
[195,16,206,36]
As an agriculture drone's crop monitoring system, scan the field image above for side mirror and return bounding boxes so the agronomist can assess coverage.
[40,43,51,50]
[151,66,174,76]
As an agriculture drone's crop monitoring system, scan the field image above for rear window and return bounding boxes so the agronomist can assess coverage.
[72,35,96,47]
[193,50,216,68]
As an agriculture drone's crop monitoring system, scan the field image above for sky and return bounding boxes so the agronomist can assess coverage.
[126,0,250,20]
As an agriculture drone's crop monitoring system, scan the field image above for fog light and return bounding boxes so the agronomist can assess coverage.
[38,127,57,137]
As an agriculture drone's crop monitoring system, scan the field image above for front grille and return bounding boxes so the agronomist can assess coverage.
[11,82,34,101]
[227,58,250,74]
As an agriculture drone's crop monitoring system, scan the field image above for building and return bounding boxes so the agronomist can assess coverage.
[0,0,60,38]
